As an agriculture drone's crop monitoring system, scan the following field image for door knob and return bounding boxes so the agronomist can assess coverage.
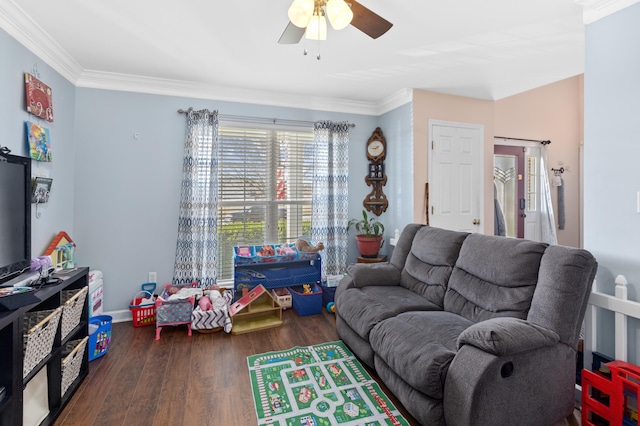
[472,219,480,225]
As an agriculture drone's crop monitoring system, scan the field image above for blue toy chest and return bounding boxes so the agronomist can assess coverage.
[289,284,323,316]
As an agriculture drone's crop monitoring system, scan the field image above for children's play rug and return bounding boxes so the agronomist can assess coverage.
[247,341,410,426]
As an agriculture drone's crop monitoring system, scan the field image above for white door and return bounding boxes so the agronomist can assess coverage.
[429,121,483,233]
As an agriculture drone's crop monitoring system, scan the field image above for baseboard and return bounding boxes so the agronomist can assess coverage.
[104,309,132,323]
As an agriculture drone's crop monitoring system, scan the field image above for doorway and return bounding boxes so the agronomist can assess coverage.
[494,141,543,241]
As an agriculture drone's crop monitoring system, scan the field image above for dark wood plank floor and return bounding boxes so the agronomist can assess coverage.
[54,309,580,426]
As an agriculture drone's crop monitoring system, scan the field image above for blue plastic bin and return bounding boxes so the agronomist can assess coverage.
[88,315,112,361]
[289,284,322,316]
[320,284,336,307]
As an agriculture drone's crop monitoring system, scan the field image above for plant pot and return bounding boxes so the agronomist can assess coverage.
[355,235,383,258]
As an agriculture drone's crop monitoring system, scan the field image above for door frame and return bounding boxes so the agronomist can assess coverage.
[428,119,485,233]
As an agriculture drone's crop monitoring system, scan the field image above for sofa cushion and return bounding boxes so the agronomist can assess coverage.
[444,233,548,323]
[369,311,473,399]
[400,226,469,308]
[336,285,441,340]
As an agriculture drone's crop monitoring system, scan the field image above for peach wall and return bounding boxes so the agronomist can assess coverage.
[412,90,494,230]
[412,75,583,247]
[494,76,583,247]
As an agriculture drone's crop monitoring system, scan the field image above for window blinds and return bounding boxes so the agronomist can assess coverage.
[216,124,314,281]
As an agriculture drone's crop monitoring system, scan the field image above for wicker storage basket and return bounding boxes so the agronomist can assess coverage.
[61,336,88,396]
[23,307,63,379]
[61,286,88,340]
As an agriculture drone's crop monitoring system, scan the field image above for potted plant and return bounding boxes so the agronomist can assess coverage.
[347,210,385,258]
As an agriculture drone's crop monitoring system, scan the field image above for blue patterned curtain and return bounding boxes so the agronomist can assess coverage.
[311,121,349,276]
[173,109,219,287]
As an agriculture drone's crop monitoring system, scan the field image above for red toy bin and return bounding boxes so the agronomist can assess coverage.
[129,283,156,327]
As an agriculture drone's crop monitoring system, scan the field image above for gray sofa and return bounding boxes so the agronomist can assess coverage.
[335,224,597,426]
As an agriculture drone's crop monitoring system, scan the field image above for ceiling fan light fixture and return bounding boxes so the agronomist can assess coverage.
[326,0,353,30]
[288,0,314,28]
[305,12,327,40]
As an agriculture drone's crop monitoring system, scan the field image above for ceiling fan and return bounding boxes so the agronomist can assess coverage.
[278,0,393,44]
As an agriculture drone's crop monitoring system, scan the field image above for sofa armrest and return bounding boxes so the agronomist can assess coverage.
[457,317,559,356]
[346,262,401,287]
[444,342,577,426]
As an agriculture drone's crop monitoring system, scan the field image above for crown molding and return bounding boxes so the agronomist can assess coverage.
[76,70,382,116]
[375,88,413,115]
[575,0,640,24]
[0,0,83,83]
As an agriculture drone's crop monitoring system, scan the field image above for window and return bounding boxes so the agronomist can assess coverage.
[526,156,538,212]
[216,123,315,281]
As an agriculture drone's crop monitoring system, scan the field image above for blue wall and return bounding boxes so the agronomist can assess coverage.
[72,89,385,312]
[0,28,77,256]
[584,3,640,363]
[378,102,414,250]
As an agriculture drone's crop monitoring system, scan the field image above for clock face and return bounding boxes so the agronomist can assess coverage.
[367,140,385,158]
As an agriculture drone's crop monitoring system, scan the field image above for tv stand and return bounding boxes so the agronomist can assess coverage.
[0,270,39,288]
[0,267,89,425]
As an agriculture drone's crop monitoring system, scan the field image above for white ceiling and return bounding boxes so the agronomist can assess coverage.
[1,0,601,112]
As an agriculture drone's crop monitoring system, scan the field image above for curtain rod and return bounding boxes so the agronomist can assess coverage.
[177,109,355,128]
[495,136,551,145]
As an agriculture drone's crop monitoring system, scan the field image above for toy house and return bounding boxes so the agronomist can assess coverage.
[43,231,76,270]
[229,284,282,334]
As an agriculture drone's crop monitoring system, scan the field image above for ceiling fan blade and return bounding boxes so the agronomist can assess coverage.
[278,21,306,44]
[349,0,393,39]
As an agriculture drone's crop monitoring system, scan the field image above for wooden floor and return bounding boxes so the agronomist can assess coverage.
[54,309,581,426]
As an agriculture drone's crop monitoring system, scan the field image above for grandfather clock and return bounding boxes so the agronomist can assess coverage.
[363,127,388,215]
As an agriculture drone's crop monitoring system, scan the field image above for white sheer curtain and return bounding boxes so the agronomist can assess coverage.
[539,146,558,245]
[311,121,349,276]
[173,109,219,287]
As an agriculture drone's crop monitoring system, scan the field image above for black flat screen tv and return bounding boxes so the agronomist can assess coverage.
[0,153,31,284]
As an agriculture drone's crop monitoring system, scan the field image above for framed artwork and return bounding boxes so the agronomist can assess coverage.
[26,121,52,162]
[25,73,54,122]
[31,177,53,204]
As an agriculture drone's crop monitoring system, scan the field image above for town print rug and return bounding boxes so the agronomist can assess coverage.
[247,341,409,425]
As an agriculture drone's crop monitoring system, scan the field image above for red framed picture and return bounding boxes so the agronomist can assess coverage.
[25,73,54,122]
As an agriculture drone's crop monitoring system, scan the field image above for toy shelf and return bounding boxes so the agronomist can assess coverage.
[233,253,321,301]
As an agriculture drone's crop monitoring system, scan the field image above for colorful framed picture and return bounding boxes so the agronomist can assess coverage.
[26,121,52,162]
[31,177,53,204]
[25,73,54,122]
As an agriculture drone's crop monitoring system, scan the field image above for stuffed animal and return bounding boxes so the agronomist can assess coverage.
[198,295,213,311]
[257,245,275,258]
[295,239,325,252]
[277,245,297,256]
[200,288,226,311]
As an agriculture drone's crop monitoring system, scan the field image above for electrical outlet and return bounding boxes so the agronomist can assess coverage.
[148,272,157,283]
